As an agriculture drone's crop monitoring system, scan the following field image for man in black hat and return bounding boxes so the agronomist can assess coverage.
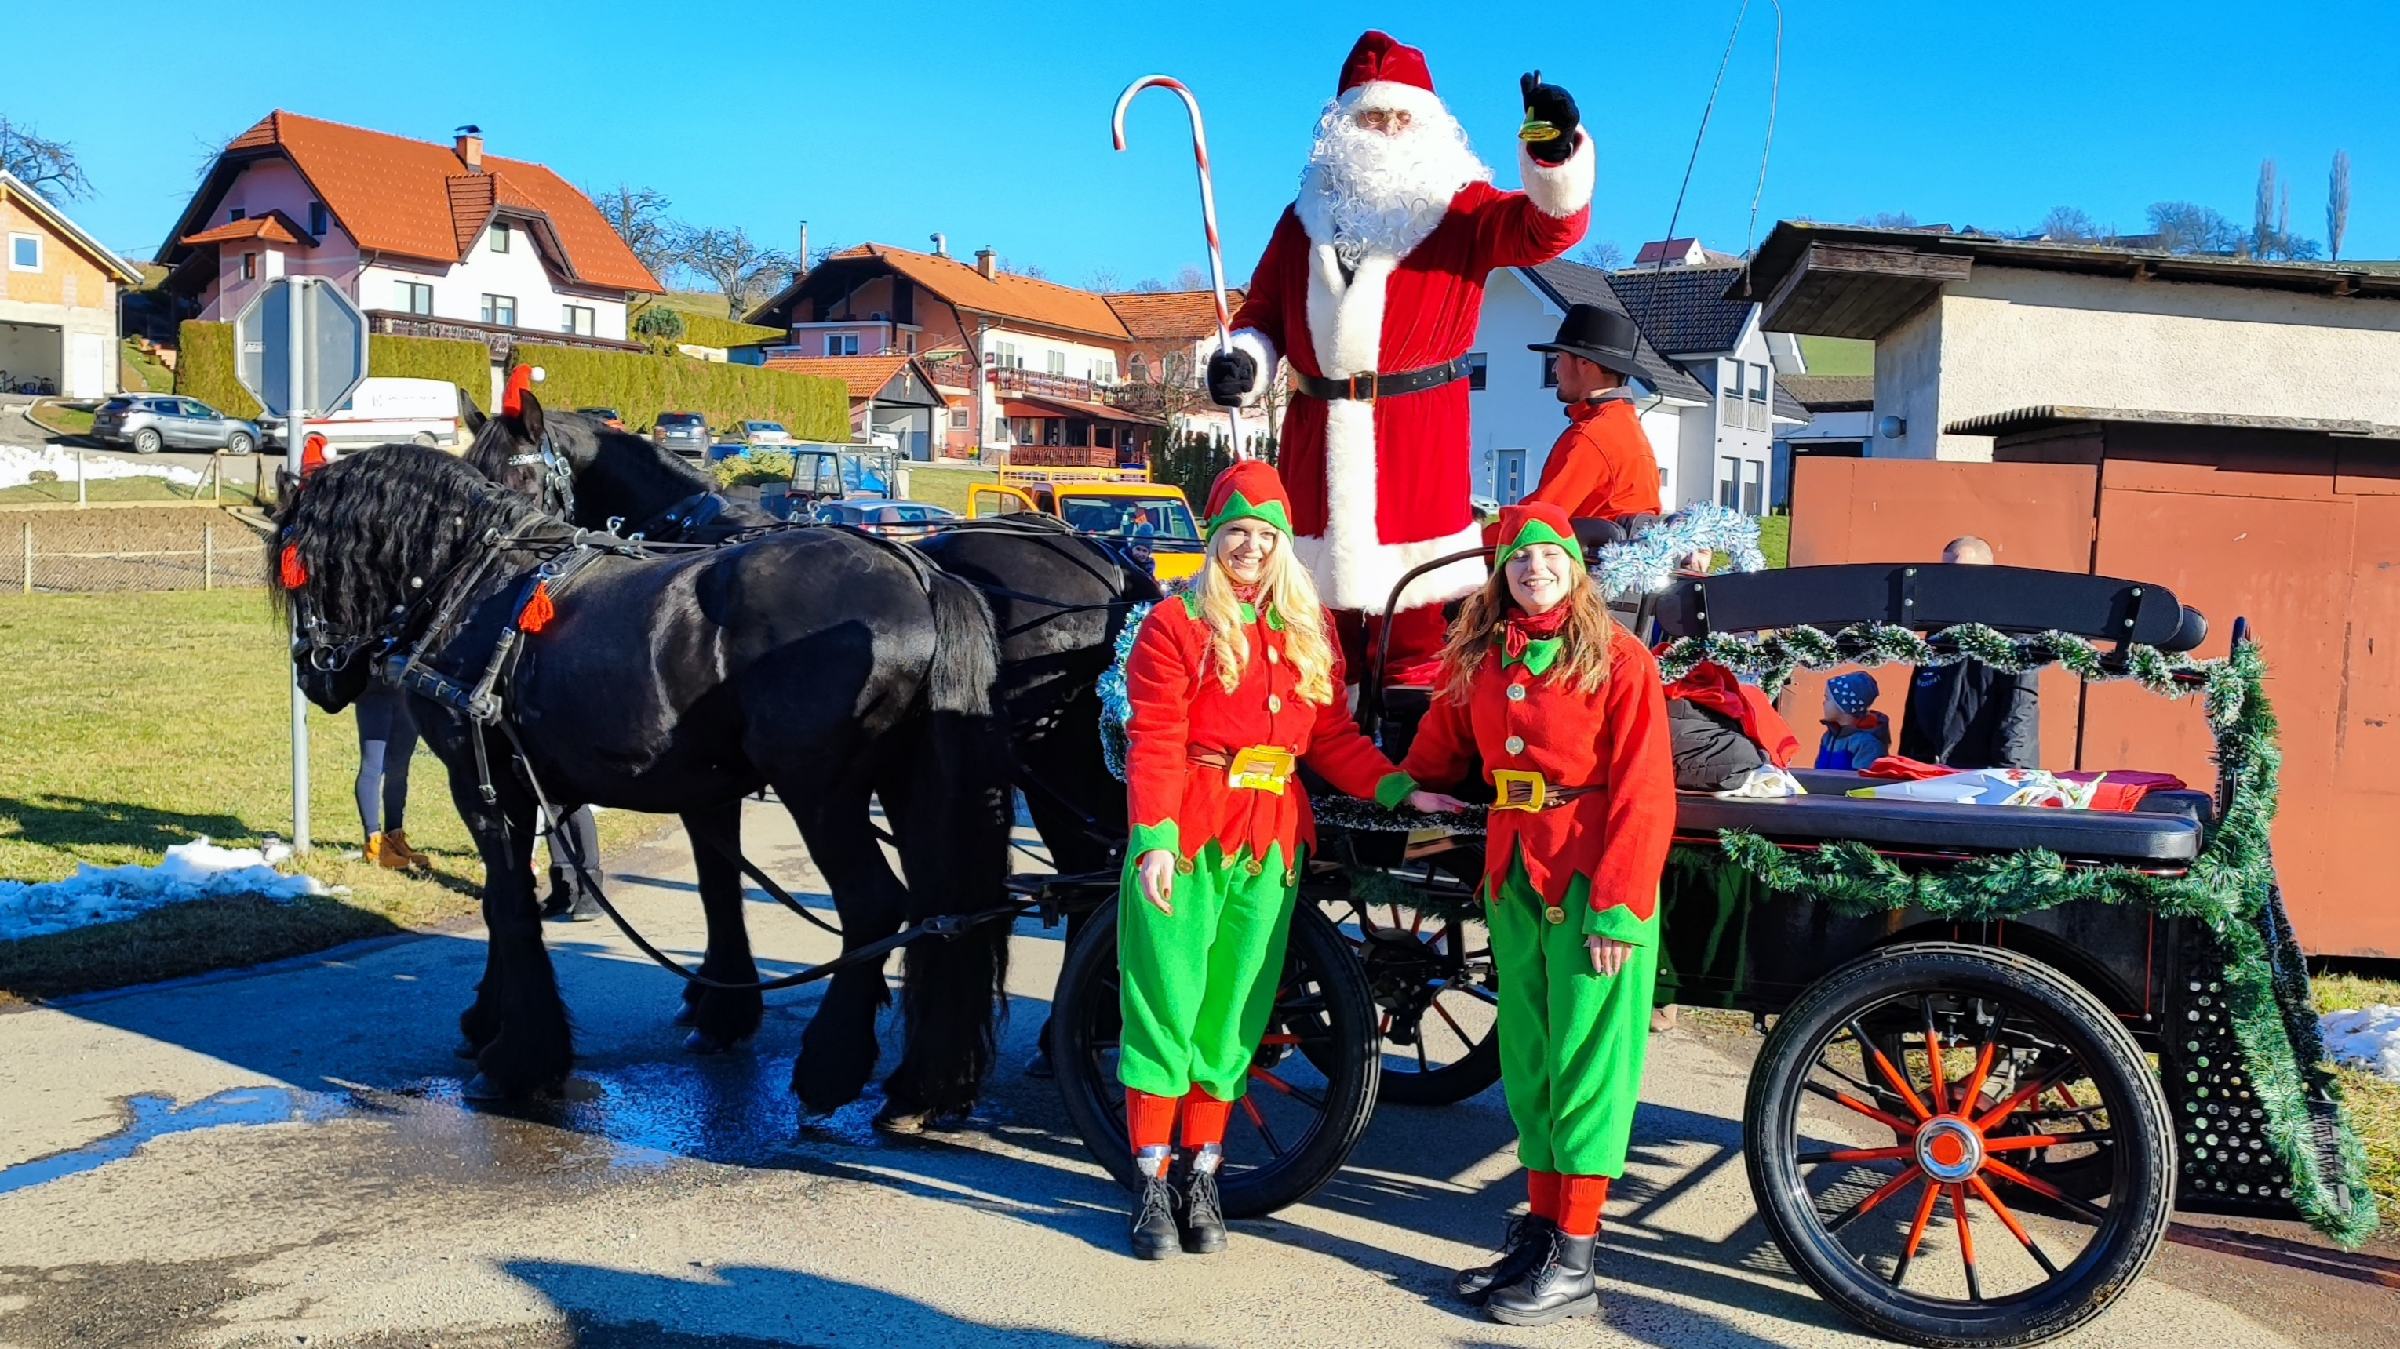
[1523,304,1663,521]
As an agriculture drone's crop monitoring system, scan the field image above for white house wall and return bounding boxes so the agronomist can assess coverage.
[1468,269,1685,504]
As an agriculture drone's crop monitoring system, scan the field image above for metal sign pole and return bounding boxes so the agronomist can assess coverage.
[285,278,312,853]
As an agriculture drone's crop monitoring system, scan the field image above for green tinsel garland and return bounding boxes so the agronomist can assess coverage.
[1656,622,2230,702]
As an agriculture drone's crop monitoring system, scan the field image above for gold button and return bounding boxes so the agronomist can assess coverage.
[1175,856,1194,876]
[1245,858,1264,877]
[1283,870,1297,886]
[1505,735,1526,755]
[1506,684,1527,702]
[1544,905,1567,925]
[1267,694,1283,713]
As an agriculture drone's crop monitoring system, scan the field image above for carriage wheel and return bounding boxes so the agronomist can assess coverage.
[1744,942,2173,1348]
[1051,899,1382,1219]
[1302,901,1502,1106]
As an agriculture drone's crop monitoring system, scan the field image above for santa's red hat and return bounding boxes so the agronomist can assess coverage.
[1334,31,1445,122]
[501,363,540,416]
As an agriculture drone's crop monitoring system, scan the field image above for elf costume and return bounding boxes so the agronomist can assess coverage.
[1117,459,1416,1259]
[1398,502,1674,1325]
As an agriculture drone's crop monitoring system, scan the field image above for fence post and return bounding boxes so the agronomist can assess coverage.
[19,521,30,595]
[203,520,215,590]
[76,447,87,508]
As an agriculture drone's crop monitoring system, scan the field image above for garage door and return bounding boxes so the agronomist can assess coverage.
[67,332,107,398]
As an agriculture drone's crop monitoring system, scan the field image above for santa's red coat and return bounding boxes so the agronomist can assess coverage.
[1225,138,1595,616]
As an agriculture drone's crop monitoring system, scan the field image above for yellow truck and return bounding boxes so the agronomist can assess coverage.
[967,468,1206,582]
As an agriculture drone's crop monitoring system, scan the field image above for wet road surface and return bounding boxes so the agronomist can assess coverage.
[0,805,2388,1347]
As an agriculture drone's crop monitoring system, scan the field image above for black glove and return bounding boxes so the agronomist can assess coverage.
[1519,71,1581,165]
[1207,347,1258,406]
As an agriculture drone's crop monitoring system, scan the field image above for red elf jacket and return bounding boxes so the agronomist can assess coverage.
[1124,593,1413,864]
[1401,624,1676,931]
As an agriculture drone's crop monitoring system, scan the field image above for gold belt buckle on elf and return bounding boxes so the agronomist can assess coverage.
[1226,745,1297,794]
[1491,769,1548,812]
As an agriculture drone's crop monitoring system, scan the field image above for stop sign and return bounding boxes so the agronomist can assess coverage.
[233,277,370,417]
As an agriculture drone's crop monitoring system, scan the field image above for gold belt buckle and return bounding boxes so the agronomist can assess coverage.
[1226,745,1296,794]
[1491,769,1548,812]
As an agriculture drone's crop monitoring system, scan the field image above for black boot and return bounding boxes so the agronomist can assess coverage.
[540,868,603,922]
[1484,1230,1598,1327]
[1453,1214,1553,1306]
[1178,1148,1227,1255]
[1137,1142,1185,1257]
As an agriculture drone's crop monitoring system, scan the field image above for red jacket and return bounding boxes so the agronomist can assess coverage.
[1124,594,1411,863]
[1401,625,1675,931]
[1525,396,1662,522]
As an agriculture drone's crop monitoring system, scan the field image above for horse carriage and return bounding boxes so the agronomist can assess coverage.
[277,402,2372,1349]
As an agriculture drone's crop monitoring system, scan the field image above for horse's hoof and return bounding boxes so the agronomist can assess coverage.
[684,1029,732,1055]
[461,1073,506,1102]
[873,1105,930,1137]
[671,1002,699,1027]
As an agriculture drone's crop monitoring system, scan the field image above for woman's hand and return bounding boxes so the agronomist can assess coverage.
[1588,936,1634,977]
[1136,850,1177,916]
[1406,790,1471,815]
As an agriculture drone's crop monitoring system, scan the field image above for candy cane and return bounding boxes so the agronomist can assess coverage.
[1112,75,1251,459]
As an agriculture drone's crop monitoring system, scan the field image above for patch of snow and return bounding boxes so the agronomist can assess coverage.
[2321,1005,2400,1083]
[0,443,203,491]
[0,837,336,942]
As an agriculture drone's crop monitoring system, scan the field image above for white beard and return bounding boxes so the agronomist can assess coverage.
[1298,97,1491,265]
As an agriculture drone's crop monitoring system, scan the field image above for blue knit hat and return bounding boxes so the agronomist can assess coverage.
[1827,672,1880,715]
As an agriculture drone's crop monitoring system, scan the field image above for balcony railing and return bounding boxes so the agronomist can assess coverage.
[365,310,643,360]
[922,356,1202,417]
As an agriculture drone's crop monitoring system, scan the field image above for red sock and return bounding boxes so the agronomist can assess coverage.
[1127,1088,1178,1158]
[1558,1175,1610,1238]
[1527,1170,1562,1223]
[1181,1086,1233,1151]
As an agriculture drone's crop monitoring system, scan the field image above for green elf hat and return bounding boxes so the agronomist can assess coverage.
[1492,501,1585,568]
[1203,458,1295,536]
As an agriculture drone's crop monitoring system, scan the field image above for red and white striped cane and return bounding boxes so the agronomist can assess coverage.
[1111,74,1251,459]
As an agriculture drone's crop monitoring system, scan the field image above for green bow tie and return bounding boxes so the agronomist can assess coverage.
[1503,636,1563,676]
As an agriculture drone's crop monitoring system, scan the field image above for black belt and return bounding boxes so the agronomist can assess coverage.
[1291,357,1469,403]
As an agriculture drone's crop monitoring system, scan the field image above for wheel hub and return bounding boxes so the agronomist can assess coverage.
[1913,1115,1985,1182]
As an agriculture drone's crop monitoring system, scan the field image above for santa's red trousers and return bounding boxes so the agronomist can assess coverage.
[1335,605,1451,690]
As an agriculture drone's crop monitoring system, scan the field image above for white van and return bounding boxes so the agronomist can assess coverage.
[264,377,464,456]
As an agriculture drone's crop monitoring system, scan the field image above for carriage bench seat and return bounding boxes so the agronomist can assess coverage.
[1675,779,2209,865]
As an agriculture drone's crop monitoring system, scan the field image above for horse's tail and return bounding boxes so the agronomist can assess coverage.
[884,572,1014,1118]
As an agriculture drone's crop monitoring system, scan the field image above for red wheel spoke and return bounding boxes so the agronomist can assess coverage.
[2055,1082,2082,1109]
[1797,1144,1914,1165]
[1257,1032,1300,1047]
[1985,1157,2109,1224]
[1980,1131,2112,1154]
[1246,1066,1325,1111]
[1846,1019,1932,1122]
[1975,1065,2077,1132]
[1239,1094,1285,1155]
[1922,999,1951,1115]
[1410,909,1427,938]
[1825,1167,1922,1233]
[1969,1175,2061,1276]
[1379,1013,1392,1036]
[1430,998,1472,1047]
[1888,1176,1944,1288]
[1950,1184,1984,1302]
[1804,1080,1915,1134]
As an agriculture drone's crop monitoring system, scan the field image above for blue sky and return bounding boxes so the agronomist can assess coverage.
[18,1,2399,288]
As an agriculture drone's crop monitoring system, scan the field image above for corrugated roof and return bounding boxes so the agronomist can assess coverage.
[1103,289,1246,339]
[816,244,1130,338]
[1605,262,1756,356]
[1516,261,1711,404]
[172,111,661,293]
[1781,374,1874,411]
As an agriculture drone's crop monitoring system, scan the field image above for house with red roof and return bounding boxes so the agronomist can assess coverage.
[755,353,945,457]
[158,112,663,383]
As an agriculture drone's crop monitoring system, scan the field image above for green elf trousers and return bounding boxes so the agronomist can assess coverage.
[1486,851,1659,1177]
[1117,842,1298,1103]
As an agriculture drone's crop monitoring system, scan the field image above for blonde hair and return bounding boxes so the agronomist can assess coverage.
[1197,527,1336,705]
[1435,562,1616,703]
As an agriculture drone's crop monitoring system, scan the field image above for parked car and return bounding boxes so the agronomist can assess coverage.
[810,499,956,539]
[652,412,710,457]
[739,420,793,448]
[261,377,462,454]
[89,395,262,455]
[576,406,626,431]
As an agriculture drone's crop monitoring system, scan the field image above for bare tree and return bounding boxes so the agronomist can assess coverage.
[1854,211,1918,229]
[674,225,797,318]
[2329,150,2351,262]
[2253,159,2278,257]
[808,240,845,269]
[2038,206,2103,242]
[1574,239,1624,268]
[1133,277,1168,293]
[590,184,677,280]
[1087,267,1122,292]
[2146,201,2243,255]
[1174,264,1209,290]
[1,117,93,202]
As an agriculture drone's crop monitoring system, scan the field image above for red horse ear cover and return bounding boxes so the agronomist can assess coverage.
[279,544,308,589]
[502,364,535,416]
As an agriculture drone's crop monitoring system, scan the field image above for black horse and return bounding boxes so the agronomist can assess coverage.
[273,436,1015,1121]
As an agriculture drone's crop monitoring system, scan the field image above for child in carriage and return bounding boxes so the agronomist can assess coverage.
[1813,671,1891,771]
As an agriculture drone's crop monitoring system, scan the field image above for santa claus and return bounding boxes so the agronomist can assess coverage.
[1207,30,1593,679]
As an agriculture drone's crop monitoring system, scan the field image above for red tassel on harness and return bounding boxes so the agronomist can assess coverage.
[518,580,556,633]
[279,544,308,589]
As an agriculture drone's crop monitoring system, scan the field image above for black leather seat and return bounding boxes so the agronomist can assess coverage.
[1676,775,2207,863]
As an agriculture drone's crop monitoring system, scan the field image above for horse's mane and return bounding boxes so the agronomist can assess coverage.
[467,408,719,517]
[273,444,552,639]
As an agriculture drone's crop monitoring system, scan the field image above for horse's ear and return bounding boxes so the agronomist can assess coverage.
[459,386,486,437]
[516,388,547,446]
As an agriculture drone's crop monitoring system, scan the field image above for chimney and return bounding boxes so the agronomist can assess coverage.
[929,232,947,258]
[975,247,997,280]
[454,124,484,174]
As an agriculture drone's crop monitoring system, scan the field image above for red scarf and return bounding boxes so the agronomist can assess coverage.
[1501,605,1570,663]
[1230,582,1263,607]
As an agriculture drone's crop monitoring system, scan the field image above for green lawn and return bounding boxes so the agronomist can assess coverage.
[120,341,174,393]
[0,475,254,506]
[1758,513,1790,568]
[2314,969,2400,1235]
[905,463,999,515]
[0,590,661,1002]
[26,399,93,438]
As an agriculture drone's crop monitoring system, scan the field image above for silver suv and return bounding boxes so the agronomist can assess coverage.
[89,396,262,455]
[651,411,710,457]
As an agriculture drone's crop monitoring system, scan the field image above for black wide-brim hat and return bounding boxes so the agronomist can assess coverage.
[1528,302,1645,380]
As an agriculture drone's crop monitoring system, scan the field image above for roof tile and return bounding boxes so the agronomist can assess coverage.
[762,354,917,402]
[1103,289,1246,339]
[180,210,314,248]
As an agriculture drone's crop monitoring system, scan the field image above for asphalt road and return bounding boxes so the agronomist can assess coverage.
[0,805,2389,1348]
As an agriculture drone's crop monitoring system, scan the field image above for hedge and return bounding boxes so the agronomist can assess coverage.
[513,343,846,438]
[174,321,489,418]
[655,308,782,350]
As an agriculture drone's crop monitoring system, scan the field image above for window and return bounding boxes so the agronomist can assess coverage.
[1540,353,1559,388]
[1093,358,1116,385]
[993,339,1021,369]
[240,252,258,281]
[480,294,516,326]
[903,332,915,354]
[1722,361,1745,427]
[7,233,37,271]
[1747,361,1770,431]
[950,407,969,429]
[308,201,328,236]
[561,305,596,336]
[824,332,859,356]
[1717,456,1740,509]
[228,207,246,222]
[490,222,512,254]
[992,416,1010,441]
[1465,352,1488,392]
[396,281,434,315]
[1095,426,1115,450]
[1046,350,1067,376]
[1129,354,1149,383]
[1741,461,1764,515]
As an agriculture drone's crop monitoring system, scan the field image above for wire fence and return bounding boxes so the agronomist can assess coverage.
[0,510,271,593]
